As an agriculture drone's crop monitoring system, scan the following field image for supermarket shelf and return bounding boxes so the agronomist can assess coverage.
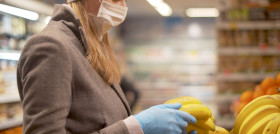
[0,91,20,104]
[0,50,21,61]
[129,57,216,65]
[0,117,22,130]
[216,73,277,81]
[217,21,280,30]
[212,94,240,102]
[218,47,280,56]
[0,33,26,39]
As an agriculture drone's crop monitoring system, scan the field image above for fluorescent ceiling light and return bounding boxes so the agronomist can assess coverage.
[0,51,21,61]
[146,0,163,7]
[146,0,172,17]
[155,3,172,16]
[186,8,219,17]
[0,4,39,20]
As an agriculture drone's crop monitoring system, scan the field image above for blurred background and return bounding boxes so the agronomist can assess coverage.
[0,0,280,133]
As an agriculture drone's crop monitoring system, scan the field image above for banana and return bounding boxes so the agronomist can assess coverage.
[247,113,280,134]
[188,125,228,134]
[239,105,280,134]
[210,115,215,123]
[187,124,210,134]
[277,124,280,134]
[209,126,229,134]
[164,96,212,120]
[180,104,212,120]
[164,96,201,105]
[263,115,280,134]
[273,94,280,99]
[193,118,215,131]
[232,95,280,134]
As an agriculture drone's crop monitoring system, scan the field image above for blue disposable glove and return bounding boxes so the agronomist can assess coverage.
[134,103,197,134]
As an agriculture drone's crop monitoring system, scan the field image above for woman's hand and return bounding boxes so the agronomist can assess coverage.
[134,103,197,134]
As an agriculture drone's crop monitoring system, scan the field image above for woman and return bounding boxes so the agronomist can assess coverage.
[16,0,197,133]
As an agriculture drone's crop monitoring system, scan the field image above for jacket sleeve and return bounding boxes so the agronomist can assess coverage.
[91,120,130,134]
[18,35,72,134]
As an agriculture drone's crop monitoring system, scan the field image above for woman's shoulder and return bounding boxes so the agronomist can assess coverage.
[25,21,75,52]
[31,22,73,44]
[19,23,73,65]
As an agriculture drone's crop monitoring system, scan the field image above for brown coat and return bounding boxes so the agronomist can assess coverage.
[17,4,131,134]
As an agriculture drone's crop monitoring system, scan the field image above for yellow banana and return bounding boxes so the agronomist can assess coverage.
[180,104,212,120]
[273,94,280,99]
[247,113,280,134]
[232,95,280,134]
[187,124,210,134]
[193,118,215,131]
[188,125,228,134]
[210,115,215,123]
[209,126,229,134]
[277,124,280,134]
[239,105,280,134]
[263,115,280,134]
[164,96,201,105]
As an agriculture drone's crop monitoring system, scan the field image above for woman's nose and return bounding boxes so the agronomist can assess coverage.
[104,0,127,7]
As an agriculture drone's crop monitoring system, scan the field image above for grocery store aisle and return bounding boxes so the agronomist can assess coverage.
[0,0,280,133]
[119,17,218,112]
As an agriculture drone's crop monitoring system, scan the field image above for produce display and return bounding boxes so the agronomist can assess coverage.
[228,73,280,134]
[231,73,280,115]
[230,94,280,134]
[165,94,280,134]
[164,96,229,134]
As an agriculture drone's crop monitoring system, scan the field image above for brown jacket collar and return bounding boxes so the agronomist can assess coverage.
[51,4,89,54]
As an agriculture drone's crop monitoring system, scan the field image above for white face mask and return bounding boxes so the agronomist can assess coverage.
[89,0,128,40]
[97,0,128,26]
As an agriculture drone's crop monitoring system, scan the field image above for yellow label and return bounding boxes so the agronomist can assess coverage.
[229,22,238,30]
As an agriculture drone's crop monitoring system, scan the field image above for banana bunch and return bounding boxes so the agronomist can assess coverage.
[164,96,229,134]
[210,126,230,134]
[231,94,280,134]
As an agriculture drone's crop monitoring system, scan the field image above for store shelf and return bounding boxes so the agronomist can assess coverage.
[216,73,277,81]
[0,33,26,39]
[0,117,22,130]
[217,21,280,30]
[0,50,21,61]
[0,91,20,104]
[129,57,216,65]
[218,47,280,56]
[212,94,240,102]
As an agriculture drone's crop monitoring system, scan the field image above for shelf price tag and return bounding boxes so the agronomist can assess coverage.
[229,22,238,30]
[260,43,268,50]
[276,44,280,50]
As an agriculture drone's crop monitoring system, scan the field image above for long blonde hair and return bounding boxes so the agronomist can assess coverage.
[69,1,121,84]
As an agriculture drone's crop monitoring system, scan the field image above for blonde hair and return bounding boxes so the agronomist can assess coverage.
[69,1,121,84]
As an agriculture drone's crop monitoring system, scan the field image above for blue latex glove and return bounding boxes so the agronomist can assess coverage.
[134,103,197,134]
